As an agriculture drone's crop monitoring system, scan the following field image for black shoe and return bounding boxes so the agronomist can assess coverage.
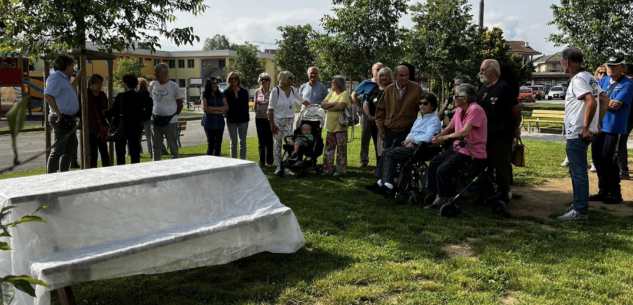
[70,163,80,169]
[289,153,298,161]
[359,163,368,168]
[621,172,630,180]
[384,188,395,199]
[588,193,606,201]
[365,182,381,192]
[372,185,394,196]
[603,196,623,205]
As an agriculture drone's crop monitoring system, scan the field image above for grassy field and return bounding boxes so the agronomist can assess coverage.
[3,135,633,304]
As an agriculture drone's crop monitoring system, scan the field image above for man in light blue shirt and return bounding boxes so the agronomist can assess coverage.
[298,67,328,107]
[44,54,82,173]
[366,94,442,198]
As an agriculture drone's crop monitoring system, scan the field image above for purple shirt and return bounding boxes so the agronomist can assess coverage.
[254,89,271,119]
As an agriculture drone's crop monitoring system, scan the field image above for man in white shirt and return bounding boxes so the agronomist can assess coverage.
[150,63,184,160]
[558,47,609,221]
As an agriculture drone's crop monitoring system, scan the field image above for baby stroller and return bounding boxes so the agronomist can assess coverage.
[279,105,326,178]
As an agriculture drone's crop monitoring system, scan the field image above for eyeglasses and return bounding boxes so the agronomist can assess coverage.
[454,95,465,99]
[211,82,218,85]
[229,77,239,81]
[599,71,606,75]
[418,101,429,106]
[288,77,294,80]
[559,58,568,64]
[260,79,270,82]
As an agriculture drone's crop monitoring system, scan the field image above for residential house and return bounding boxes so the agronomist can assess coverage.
[531,54,569,87]
[507,41,542,64]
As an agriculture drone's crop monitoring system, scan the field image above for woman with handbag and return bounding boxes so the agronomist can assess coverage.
[267,71,311,176]
[105,74,144,165]
[87,74,111,168]
[321,75,351,176]
[201,77,228,156]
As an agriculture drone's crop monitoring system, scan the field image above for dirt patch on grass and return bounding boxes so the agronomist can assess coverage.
[500,291,519,304]
[510,175,633,219]
[442,244,476,259]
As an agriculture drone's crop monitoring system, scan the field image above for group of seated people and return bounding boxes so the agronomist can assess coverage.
[365,84,488,209]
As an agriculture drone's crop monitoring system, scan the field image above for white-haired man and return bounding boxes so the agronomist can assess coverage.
[353,62,384,167]
[298,67,328,107]
[476,59,522,204]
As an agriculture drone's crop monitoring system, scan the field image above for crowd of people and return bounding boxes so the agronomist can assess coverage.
[42,47,632,221]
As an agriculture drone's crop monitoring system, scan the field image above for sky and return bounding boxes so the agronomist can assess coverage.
[156,0,562,57]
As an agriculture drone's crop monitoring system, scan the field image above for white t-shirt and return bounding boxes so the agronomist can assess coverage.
[268,86,305,119]
[150,81,183,124]
[564,71,602,139]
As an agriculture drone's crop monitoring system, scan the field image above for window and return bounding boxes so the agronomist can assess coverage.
[187,59,195,68]
[138,58,143,65]
[178,59,185,69]
[178,79,185,87]
[168,60,175,68]
[218,59,226,68]
[145,58,152,61]
[154,59,160,66]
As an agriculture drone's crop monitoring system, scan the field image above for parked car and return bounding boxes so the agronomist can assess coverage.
[547,86,566,100]
[518,87,536,103]
[527,86,543,100]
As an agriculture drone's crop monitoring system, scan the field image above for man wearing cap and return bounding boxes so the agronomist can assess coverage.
[589,55,633,204]
[557,48,609,221]
[617,63,633,180]
[44,54,83,173]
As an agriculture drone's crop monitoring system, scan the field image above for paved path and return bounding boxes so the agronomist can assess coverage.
[2,113,632,174]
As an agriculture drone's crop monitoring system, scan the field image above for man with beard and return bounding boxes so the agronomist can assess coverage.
[476,59,522,203]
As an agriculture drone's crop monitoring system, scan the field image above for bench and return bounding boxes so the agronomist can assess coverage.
[142,121,187,148]
[0,156,305,305]
[523,109,565,135]
[188,102,201,111]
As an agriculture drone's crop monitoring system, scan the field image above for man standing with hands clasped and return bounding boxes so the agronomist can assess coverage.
[589,55,633,205]
[558,48,609,221]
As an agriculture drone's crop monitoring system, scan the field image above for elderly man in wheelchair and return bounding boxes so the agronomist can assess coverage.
[365,93,442,198]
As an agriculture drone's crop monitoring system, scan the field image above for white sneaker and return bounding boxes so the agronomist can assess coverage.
[557,209,588,221]
[561,160,569,167]
[590,163,597,172]
[285,168,295,175]
[274,168,282,175]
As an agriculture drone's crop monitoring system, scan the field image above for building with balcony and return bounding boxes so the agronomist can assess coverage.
[507,41,542,64]
[531,54,569,87]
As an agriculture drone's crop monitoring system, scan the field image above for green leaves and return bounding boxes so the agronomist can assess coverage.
[274,24,316,85]
[15,215,47,225]
[0,242,11,251]
[6,95,28,167]
[1,276,49,297]
[203,35,236,51]
[224,42,265,89]
[113,57,150,88]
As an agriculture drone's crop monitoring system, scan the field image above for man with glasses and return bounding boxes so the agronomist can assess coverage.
[476,59,522,204]
[557,48,609,221]
[589,55,633,204]
[438,75,471,125]
[298,67,328,108]
[353,62,383,167]
[44,54,83,173]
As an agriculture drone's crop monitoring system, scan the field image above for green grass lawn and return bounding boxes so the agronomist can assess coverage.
[3,135,633,304]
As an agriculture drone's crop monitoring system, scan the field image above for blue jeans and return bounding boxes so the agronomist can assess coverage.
[567,136,592,215]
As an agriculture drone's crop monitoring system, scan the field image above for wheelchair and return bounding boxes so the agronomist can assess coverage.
[393,143,443,205]
[423,138,509,218]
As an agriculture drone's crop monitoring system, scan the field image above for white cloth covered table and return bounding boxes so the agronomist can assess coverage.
[0,156,305,305]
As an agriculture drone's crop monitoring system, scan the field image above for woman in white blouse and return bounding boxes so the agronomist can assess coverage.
[268,71,311,175]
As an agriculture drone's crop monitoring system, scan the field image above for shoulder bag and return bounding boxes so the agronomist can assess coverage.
[106,95,125,141]
[90,96,109,142]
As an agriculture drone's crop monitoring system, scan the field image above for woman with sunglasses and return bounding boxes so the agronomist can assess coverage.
[366,93,441,197]
[594,65,607,81]
[254,72,274,167]
[268,71,310,175]
[201,77,228,156]
[224,72,250,159]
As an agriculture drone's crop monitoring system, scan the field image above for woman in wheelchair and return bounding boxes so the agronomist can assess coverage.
[366,93,442,197]
[425,84,488,210]
[288,124,314,161]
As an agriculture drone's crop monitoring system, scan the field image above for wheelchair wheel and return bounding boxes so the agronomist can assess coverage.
[295,170,305,178]
[315,165,323,174]
[408,191,420,205]
[424,193,436,207]
[440,203,459,218]
[492,200,509,217]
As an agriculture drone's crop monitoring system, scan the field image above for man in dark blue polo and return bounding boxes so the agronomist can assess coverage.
[590,55,633,204]
[44,54,82,173]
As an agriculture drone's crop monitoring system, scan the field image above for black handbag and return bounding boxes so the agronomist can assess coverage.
[107,95,125,141]
[152,113,176,127]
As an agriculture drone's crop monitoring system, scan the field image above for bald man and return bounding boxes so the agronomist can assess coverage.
[375,65,426,149]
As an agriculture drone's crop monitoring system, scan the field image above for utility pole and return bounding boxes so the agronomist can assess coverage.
[479,0,484,28]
